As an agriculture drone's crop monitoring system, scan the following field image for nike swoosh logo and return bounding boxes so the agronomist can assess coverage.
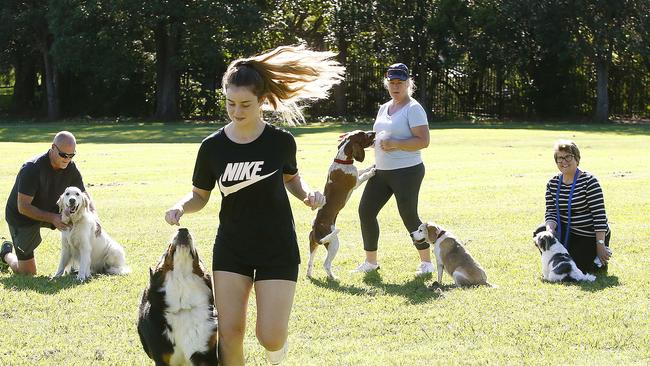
[218,170,278,197]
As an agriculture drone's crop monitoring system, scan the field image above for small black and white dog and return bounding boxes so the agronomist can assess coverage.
[533,229,596,282]
[137,228,218,365]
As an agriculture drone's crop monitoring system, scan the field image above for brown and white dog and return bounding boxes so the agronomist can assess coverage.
[415,222,490,287]
[55,186,130,281]
[307,130,376,279]
[138,228,218,366]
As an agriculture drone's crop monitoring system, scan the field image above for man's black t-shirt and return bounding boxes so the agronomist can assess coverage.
[5,152,85,227]
[193,124,300,267]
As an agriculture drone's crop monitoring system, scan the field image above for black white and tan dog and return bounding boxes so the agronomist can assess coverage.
[137,228,218,366]
[415,222,490,287]
[533,229,596,282]
[307,130,376,279]
[55,186,130,281]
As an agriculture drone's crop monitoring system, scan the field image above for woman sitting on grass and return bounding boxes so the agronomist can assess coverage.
[536,139,612,273]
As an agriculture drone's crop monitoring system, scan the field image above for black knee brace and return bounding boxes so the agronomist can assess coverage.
[410,232,430,250]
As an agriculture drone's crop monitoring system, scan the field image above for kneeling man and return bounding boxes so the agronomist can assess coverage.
[2,131,98,275]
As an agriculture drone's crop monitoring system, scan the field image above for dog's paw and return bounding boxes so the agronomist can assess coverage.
[76,272,91,282]
[582,274,597,282]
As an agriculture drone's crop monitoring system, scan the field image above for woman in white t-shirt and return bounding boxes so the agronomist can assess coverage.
[353,63,433,275]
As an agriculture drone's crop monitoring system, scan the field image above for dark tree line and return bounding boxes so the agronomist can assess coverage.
[1,0,648,122]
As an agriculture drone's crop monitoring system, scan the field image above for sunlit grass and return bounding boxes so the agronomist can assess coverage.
[1,121,649,365]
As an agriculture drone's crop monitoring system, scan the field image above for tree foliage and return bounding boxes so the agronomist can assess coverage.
[0,0,647,121]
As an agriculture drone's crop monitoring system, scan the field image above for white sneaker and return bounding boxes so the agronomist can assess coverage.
[415,261,434,276]
[266,341,288,365]
[351,261,380,273]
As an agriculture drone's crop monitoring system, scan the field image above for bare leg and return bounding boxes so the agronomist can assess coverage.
[213,271,253,366]
[365,250,378,265]
[254,280,296,353]
[418,248,432,263]
[4,253,37,275]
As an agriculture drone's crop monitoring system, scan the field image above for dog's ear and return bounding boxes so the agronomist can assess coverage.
[81,192,89,211]
[57,193,65,213]
[533,225,546,238]
[352,142,365,162]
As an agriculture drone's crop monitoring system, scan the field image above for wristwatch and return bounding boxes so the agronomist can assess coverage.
[597,239,605,245]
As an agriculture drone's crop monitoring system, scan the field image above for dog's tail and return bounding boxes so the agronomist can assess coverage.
[319,229,341,245]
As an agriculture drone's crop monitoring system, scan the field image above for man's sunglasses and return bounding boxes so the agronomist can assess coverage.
[53,144,76,159]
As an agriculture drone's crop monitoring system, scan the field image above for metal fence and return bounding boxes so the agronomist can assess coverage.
[309,62,650,120]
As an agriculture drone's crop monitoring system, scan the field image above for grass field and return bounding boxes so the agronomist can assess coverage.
[0,121,649,365]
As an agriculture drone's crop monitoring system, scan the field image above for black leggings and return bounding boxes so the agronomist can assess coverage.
[359,163,425,252]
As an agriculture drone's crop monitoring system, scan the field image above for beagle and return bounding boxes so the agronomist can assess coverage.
[415,222,491,287]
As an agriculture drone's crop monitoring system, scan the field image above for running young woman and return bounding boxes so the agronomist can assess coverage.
[164,45,343,365]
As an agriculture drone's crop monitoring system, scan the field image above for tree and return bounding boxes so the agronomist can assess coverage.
[574,0,650,122]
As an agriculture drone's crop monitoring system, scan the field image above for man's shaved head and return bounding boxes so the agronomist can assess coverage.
[53,131,76,146]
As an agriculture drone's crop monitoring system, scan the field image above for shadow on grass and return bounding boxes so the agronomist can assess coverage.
[360,270,444,304]
[308,276,371,296]
[578,274,620,292]
[0,273,82,294]
[308,271,445,303]
[539,273,620,291]
[1,120,648,144]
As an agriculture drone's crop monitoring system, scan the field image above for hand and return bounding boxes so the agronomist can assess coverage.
[165,207,184,225]
[52,214,71,231]
[596,242,612,265]
[380,138,398,151]
[303,191,326,210]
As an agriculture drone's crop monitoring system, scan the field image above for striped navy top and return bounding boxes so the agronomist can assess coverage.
[545,171,609,237]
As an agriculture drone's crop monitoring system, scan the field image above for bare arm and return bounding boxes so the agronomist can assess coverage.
[17,192,69,230]
[164,186,212,225]
[380,125,430,151]
[284,173,325,210]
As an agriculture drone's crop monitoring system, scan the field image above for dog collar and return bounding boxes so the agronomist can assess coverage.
[334,159,354,165]
[436,230,446,240]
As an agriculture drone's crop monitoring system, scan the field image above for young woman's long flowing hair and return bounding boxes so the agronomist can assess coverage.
[222,45,345,125]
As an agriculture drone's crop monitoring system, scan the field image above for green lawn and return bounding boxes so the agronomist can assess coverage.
[0,121,649,365]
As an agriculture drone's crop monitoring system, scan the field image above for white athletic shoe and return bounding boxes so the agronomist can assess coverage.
[415,261,434,276]
[351,261,380,273]
[266,341,288,365]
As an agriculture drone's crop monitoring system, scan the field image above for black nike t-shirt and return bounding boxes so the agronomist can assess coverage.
[5,152,85,227]
[193,124,300,266]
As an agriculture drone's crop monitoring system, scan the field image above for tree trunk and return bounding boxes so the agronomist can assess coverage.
[41,45,60,120]
[154,20,181,121]
[594,55,609,123]
[12,53,37,113]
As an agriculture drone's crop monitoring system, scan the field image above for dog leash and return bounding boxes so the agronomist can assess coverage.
[555,168,580,249]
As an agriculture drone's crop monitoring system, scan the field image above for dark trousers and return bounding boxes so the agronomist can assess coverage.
[534,223,611,273]
[359,163,425,252]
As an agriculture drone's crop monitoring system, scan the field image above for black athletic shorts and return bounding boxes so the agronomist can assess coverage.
[8,222,52,261]
[212,242,299,282]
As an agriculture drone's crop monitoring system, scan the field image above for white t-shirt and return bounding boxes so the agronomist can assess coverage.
[373,98,428,170]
